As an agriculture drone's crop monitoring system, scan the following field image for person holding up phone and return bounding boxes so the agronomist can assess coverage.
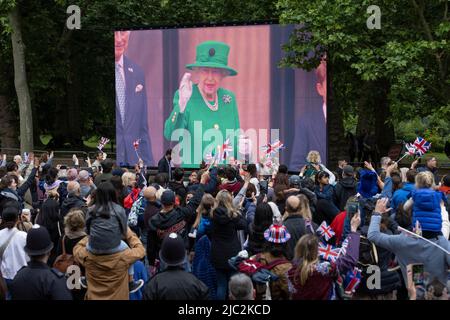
[368,198,450,290]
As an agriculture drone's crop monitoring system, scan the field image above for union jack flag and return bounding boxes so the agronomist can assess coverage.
[262,140,284,157]
[318,243,340,263]
[343,268,362,294]
[204,151,216,164]
[222,138,233,160]
[264,158,273,168]
[133,139,141,151]
[316,221,335,241]
[97,137,110,151]
[413,137,431,156]
[338,237,349,257]
[405,143,416,156]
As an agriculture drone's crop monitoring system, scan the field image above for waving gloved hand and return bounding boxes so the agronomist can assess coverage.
[178,72,193,113]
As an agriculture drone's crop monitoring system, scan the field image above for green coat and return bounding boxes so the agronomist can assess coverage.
[164,84,240,167]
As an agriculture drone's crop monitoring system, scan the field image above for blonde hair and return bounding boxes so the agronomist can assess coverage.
[306,151,321,164]
[294,234,319,286]
[212,190,239,219]
[194,194,215,228]
[46,188,59,201]
[64,209,85,232]
[121,172,136,187]
[415,171,435,189]
[297,194,312,221]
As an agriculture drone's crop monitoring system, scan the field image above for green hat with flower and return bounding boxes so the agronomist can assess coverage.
[185,41,238,76]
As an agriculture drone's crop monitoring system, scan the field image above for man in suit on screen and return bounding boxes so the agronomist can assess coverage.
[289,58,327,170]
[115,30,153,166]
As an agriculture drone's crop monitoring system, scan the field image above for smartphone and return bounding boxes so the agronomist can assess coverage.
[347,201,359,219]
[412,264,425,286]
[259,180,268,194]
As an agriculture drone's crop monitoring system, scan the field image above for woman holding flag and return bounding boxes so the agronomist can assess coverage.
[287,211,361,300]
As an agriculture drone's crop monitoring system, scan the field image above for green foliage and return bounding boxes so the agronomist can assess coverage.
[278,0,450,147]
[0,0,278,149]
[395,112,450,151]
[1,0,448,154]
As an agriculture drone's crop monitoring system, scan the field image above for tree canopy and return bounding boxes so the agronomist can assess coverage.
[0,0,448,160]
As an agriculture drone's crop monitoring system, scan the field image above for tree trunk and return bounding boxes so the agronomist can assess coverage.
[374,78,395,157]
[9,6,33,153]
[0,95,18,152]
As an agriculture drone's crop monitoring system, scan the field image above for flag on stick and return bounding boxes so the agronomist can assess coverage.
[97,137,110,151]
[261,140,284,158]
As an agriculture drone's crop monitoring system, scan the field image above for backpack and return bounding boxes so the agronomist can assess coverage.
[124,188,141,209]
[253,254,290,271]
[358,235,378,268]
[304,164,320,181]
[355,235,379,294]
[238,255,284,300]
[128,196,147,227]
[53,235,76,274]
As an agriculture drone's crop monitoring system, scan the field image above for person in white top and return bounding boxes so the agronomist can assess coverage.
[0,207,29,289]
[247,164,260,196]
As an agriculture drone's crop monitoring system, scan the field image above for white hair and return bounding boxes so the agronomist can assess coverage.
[229,273,254,300]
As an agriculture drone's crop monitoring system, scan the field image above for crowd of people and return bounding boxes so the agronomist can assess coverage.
[0,149,449,300]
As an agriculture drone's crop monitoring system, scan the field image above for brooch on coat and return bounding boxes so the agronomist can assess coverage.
[222,94,232,104]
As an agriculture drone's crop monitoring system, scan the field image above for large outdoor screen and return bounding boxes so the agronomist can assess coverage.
[114,24,327,170]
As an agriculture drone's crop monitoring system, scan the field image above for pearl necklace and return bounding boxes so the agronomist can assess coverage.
[201,91,218,111]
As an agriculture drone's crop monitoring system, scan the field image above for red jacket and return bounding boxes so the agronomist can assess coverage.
[218,180,243,196]
[330,211,347,246]
[439,186,450,195]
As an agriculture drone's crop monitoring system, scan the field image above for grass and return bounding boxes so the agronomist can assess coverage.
[39,134,113,151]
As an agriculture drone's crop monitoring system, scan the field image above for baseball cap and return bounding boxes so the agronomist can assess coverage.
[161,190,176,206]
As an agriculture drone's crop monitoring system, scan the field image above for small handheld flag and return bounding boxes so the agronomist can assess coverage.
[133,139,142,162]
[222,138,233,160]
[133,139,140,151]
[316,221,335,241]
[262,140,284,158]
[338,237,349,257]
[396,137,431,164]
[318,243,340,263]
[97,137,110,151]
[343,268,362,294]
[413,136,431,157]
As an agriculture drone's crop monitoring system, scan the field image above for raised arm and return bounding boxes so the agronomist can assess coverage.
[367,198,403,252]
[336,212,361,274]
[320,164,336,185]
[233,173,250,207]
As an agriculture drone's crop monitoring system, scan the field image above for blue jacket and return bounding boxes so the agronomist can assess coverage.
[197,216,212,239]
[315,184,335,202]
[392,183,415,211]
[412,189,442,232]
[129,260,149,300]
[192,235,217,300]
